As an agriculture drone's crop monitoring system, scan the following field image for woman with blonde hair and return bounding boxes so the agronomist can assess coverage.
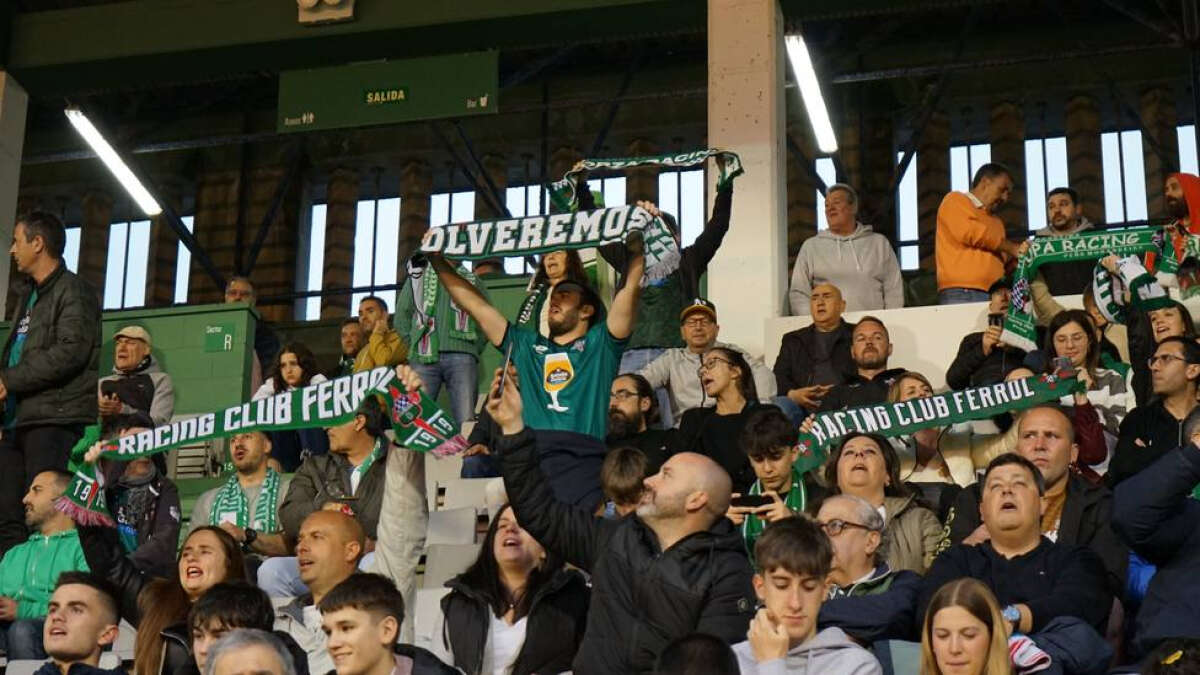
[920,578,1012,675]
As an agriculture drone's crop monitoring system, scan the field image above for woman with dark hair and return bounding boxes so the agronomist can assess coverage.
[920,578,1012,675]
[822,432,942,574]
[252,343,330,471]
[523,250,590,337]
[1042,309,1129,476]
[677,347,764,491]
[427,504,589,675]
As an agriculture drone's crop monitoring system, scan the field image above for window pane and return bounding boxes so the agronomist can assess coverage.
[351,200,378,310]
[1026,141,1047,232]
[900,245,919,271]
[63,227,80,274]
[103,222,129,310]
[1120,131,1148,221]
[123,220,150,308]
[305,205,327,320]
[430,194,450,227]
[1101,132,1125,221]
[814,158,837,231]
[897,152,918,242]
[1179,125,1198,177]
[450,192,475,224]
[373,198,401,311]
[174,216,194,304]
[678,170,705,248]
[950,144,991,194]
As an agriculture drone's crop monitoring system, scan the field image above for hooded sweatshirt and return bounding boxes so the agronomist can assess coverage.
[789,224,904,315]
[732,626,882,675]
[1146,172,1200,273]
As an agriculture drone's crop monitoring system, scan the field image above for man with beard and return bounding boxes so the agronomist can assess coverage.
[487,366,755,674]
[818,317,905,412]
[331,319,365,378]
[354,296,406,372]
[1031,187,1097,297]
[638,298,776,427]
[426,234,645,509]
[606,373,678,475]
[936,163,1030,304]
[190,432,291,560]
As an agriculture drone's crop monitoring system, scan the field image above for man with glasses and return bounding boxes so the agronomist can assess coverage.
[818,317,906,412]
[814,494,921,644]
[639,298,775,428]
[1111,336,1200,487]
[606,373,678,475]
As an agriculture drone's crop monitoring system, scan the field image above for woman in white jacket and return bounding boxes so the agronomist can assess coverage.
[252,342,329,471]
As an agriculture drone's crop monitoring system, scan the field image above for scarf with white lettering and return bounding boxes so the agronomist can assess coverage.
[1091,256,1172,325]
[1002,227,1188,351]
[56,367,467,526]
[792,371,1082,477]
[408,264,477,364]
[209,468,281,533]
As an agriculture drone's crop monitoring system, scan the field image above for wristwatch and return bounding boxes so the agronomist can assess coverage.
[1002,604,1021,631]
[242,527,258,552]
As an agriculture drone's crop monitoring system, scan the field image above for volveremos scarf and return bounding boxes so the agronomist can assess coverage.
[209,467,282,533]
[408,264,477,364]
[742,466,806,554]
[792,371,1082,477]
[57,367,466,526]
[1091,256,1172,325]
[1002,227,1189,351]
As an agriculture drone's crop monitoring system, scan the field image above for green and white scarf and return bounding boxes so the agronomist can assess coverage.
[1091,255,1172,326]
[209,468,282,532]
[742,466,806,554]
[57,367,467,526]
[350,438,386,493]
[1002,227,1189,351]
[409,266,477,364]
[793,371,1082,477]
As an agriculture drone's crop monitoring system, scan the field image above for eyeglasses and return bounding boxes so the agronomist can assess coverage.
[610,390,640,401]
[817,519,874,536]
[697,358,733,373]
[1148,354,1191,368]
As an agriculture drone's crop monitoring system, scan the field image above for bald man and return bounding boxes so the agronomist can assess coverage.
[273,510,365,675]
[773,283,857,420]
[486,366,754,675]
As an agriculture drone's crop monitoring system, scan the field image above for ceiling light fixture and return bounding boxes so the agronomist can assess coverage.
[784,33,838,153]
[64,107,161,216]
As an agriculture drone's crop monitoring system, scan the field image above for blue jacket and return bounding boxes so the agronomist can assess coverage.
[1113,443,1200,659]
[818,564,922,643]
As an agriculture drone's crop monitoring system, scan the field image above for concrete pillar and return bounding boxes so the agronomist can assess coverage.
[321,167,358,319]
[989,101,1026,236]
[473,154,507,220]
[1141,87,1179,219]
[625,138,659,205]
[244,164,302,323]
[1065,95,1106,225]
[79,190,113,294]
[916,113,950,271]
[145,184,184,307]
[0,74,26,317]
[706,0,787,354]
[397,160,433,266]
[190,160,241,305]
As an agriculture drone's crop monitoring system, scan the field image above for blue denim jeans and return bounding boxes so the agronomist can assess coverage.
[938,288,990,305]
[619,347,673,429]
[772,395,807,427]
[0,618,46,660]
[410,352,479,427]
[257,552,377,598]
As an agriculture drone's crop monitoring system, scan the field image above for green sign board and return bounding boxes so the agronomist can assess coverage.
[204,322,235,353]
[277,51,498,133]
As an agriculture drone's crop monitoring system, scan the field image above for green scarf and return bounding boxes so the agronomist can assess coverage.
[409,265,477,364]
[1091,255,1171,326]
[515,280,550,330]
[793,372,1082,477]
[57,367,467,526]
[1002,227,1184,351]
[742,466,806,555]
[209,468,282,532]
[350,438,386,492]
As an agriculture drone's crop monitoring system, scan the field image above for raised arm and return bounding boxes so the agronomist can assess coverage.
[606,232,645,341]
[429,255,508,347]
[1113,443,1200,565]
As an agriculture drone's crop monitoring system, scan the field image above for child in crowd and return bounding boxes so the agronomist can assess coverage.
[596,446,647,518]
[187,581,309,675]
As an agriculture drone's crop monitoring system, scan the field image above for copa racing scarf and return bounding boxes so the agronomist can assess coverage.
[209,467,282,532]
[1091,255,1172,325]
[792,371,1082,477]
[57,367,467,526]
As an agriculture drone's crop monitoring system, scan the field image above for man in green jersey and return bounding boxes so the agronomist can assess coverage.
[428,227,645,508]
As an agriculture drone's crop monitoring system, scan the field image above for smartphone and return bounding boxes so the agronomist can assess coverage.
[731,494,773,508]
[987,313,1004,327]
[493,342,515,399]
[1052,355,1073,374]
[100,381,119,398]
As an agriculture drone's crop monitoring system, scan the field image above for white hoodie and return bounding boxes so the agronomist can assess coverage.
[733,627,883,675]
[789,223,904,315]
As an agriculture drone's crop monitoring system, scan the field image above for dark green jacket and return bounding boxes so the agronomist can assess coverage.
[0,263,100,427]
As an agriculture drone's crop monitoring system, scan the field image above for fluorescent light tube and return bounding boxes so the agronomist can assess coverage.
[64,107,162,216]
[784,34,838,154]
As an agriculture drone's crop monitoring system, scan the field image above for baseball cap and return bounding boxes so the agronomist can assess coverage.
[552,279,607,323]
[680,298,717,323]
[113,325,152,348]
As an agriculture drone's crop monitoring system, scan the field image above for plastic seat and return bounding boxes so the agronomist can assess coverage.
[426,507,478,546]
[422,543,482,589]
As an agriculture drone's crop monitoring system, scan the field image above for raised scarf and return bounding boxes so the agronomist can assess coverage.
[209,468,282,532]
[1091,255,1171,325]
[57,367,467,526]
[408,265,477,364]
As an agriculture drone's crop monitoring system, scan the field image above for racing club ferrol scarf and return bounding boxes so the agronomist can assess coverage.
[57,367,467,526]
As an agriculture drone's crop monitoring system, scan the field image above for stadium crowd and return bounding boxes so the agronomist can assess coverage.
[0,162,1199,675]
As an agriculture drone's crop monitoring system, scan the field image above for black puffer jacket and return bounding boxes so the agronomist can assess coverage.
[498,428,755,675]
[439,568,590,675]
[0,262,100,427]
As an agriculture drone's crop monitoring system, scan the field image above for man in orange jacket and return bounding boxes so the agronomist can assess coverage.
[935,163,1030,304]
